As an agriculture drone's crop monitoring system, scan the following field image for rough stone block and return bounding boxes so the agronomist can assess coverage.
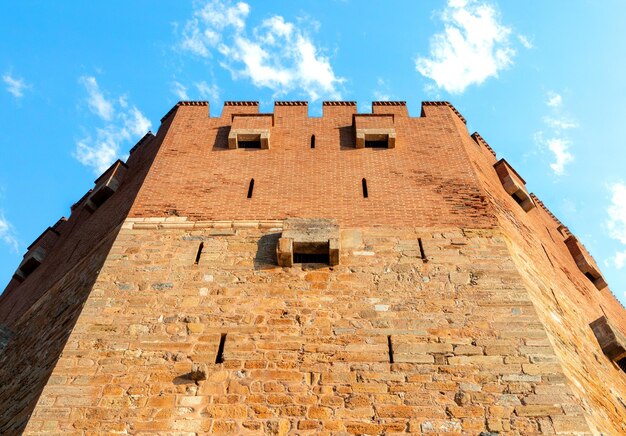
[590,315,626,361]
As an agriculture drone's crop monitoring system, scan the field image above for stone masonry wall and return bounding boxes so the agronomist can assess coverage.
[23,220,589,434]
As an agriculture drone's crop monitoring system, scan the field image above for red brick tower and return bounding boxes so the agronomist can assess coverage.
[1,101,625,434]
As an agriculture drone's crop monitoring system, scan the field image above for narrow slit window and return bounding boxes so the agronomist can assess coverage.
[618,358,626,373]
[362,178,368,198]
[418,238,427,262]
[247,178,255,199]
[215,333,227,364]
[194,242,204,265]
[387,336,394,363]
[310,134,315,149]
[541,244,554,268]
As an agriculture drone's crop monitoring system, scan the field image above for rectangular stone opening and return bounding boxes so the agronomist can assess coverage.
[364,136,390,148]
[387,335,394,363]
[590,316,626,365]
[493,159,535,212]
[18,256,41,278]
[618,358,626,372]
[585,271,598,282]
[565,236,608,290]
[354,114,396,148]
[362,178,369,198]
[293,241,330,264]
[15,246,47,281]
[238,136,262,149]
[89,186,115,209]
[228,115,272,149]
[85,160,127,212]
[294,252,330,264]
[276,218,340,267]
[511,191,525,206]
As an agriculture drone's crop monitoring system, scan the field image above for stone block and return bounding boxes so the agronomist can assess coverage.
[493,159,535,212]
[277,218,340,266]
[590,315,626,361]
[565,236,608,290]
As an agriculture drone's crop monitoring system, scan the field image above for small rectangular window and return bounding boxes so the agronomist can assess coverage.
[511,191,525,206]
[364,139,388,148]
[294,252,330,264]
[238,140,262,149]
[293,241,330,264]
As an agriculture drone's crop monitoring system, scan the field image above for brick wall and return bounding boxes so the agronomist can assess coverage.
[130,102,495,228]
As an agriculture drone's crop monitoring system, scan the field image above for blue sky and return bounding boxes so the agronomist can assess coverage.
[1,1,625,304]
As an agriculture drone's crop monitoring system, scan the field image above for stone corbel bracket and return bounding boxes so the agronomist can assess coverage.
[276,218,340,267]
[565,235,608,290]
[354,114,396,149]
[86,160,128,212]
[493,159,535,212]
[228,114,273,149]
[590,316,626,362]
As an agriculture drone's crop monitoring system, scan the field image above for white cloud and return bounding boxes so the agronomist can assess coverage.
[546,91,562,108]
[74,77,151,174]
[535,91,577,175]
[180,0,343,100]
[415,0,515,94]
[80,76,114,121]
[172,81,190,100]
[546,138,574,176]
[607,182,626,245]
[373,78,392,101]
[612,250,626,269]
[544,116,578,131]
[2,73,30,99]
[0,210,19,253]
[606,182,626,269]
[195,81,220,101]
[518,34,533,49]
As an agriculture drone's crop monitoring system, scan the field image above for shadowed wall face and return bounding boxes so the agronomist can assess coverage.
[0,233,116,434]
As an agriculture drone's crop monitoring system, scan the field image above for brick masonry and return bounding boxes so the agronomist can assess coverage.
[0,101,624,434]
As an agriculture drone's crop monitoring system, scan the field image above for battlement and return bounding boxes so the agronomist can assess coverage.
[157,99,466,124]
